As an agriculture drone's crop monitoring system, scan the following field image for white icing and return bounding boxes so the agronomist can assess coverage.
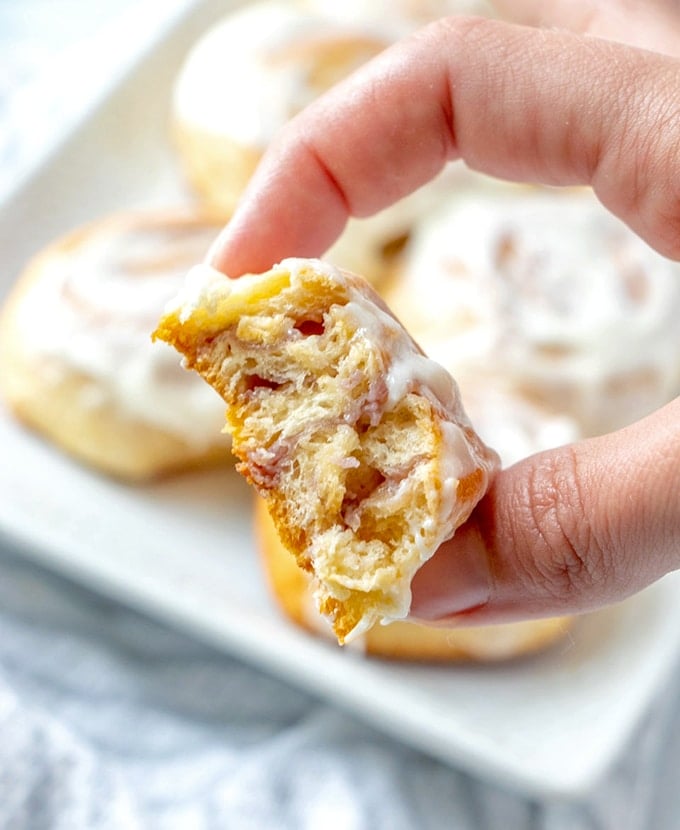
[173,1,495,258]
[338,286,494,561]
[175,263,237,323]
[392,187,680,434]
[342,297,459,413]
[173,1,391,148]
[18,218,226,445]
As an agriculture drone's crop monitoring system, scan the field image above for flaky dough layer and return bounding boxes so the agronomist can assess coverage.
[155,258,498,643]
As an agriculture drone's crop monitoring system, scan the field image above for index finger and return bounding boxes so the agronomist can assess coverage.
[209,17,680,276]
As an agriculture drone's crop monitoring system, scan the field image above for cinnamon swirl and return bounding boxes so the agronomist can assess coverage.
[386,186,680,436]
[0,210,229,480]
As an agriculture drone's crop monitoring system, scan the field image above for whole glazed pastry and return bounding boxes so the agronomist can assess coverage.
[172,0,388,219]
[386,186,680,436]
[171,0,487,285]
[0,210,228,480]
[154,258,499,644]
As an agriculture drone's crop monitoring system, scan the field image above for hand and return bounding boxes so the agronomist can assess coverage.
[208,14,680,625]
[492,0,680,57]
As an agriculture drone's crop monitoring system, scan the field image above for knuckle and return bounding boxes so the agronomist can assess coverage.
[640,139,680,260]
[512,448,611,603]
[598,63,680,260]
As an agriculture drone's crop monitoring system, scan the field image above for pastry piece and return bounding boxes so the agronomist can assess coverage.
[255,495,571,661]
[155,258,499,643]
[0,210,229,480]
[386,186,680,436]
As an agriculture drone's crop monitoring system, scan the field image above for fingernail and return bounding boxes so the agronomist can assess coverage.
[409,520,492,621]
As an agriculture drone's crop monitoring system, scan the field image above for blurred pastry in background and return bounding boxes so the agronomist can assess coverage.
[0,209,229,480]
[298,0,496,33]
[171,0,491,285]
[172,0,388,219]
[386,185,680,436]
[456,379,581,468]
[255,495,572,661]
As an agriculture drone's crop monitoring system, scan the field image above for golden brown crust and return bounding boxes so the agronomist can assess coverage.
[0,360,229,481]
[254,495,572,661]
[0,209,230,481]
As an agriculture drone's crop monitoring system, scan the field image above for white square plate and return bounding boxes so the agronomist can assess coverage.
[1,0,679,799]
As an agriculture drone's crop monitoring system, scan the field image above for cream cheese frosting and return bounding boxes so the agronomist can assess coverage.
[16,215,226,445]
[173,1,391,148]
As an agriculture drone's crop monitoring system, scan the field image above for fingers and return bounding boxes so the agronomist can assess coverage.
[410,398,680,624]
[209,17,680,276]
[492,0,680,55]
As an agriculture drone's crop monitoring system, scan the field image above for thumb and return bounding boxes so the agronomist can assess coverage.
[410,397,680,624]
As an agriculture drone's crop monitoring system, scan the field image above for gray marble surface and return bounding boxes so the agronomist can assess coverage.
[1,2,680,827]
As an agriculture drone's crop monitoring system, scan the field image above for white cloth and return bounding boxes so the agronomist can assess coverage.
[2,3,680,827]
[0,539,679,830]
